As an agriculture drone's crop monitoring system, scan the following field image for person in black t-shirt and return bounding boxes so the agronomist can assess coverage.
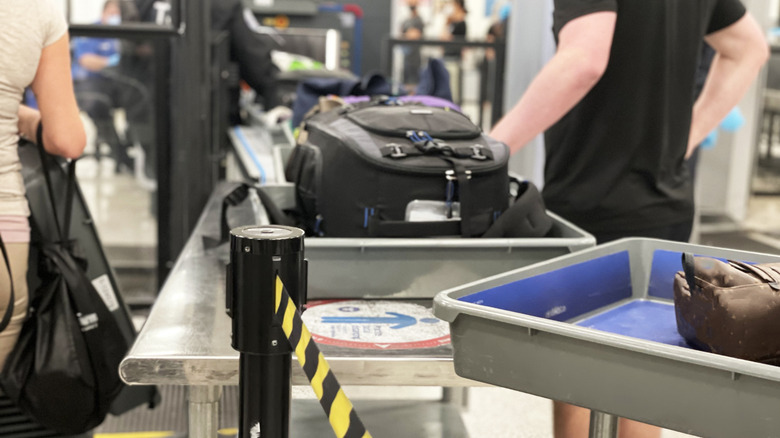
[489,0,768,437]
[492,0,766,245]
[442,0,467,58]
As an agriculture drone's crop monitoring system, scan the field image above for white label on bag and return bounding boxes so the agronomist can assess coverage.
[92,274,120,312]
[78,312,99,332]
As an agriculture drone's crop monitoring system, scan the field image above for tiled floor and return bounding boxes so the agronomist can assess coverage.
[76,150,158,304]
[76,150,780,437]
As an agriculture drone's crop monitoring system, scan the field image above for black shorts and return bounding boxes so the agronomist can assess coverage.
[593,220,693,245]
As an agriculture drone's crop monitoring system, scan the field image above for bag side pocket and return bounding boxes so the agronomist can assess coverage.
[285,143,322,235]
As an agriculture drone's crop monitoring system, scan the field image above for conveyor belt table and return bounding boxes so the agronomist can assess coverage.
[119,183,480,438]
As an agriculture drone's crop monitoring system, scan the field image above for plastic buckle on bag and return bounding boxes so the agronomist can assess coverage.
[470,145,488,161]
[446,169,472,180]
[388,144,407,158]
[415,140,437,154]
[414,133,452,155]
[437,141,454,155]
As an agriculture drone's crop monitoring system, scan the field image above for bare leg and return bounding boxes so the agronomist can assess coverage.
[0,243,29,371]
[618,418,662,438]
[554,401,590,438]
[554,401,662,438]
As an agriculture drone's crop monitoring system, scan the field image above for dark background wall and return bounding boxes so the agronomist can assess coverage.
[347,0,391,74]
[248,0,392,75]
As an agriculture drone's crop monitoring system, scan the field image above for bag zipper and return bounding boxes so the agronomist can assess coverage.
[344,105,482,140]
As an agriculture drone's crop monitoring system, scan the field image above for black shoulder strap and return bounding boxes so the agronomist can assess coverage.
[220,183,296,242]
[220,183,251,243]
[36,122,63,243]
[63,161,77,242]
[36,123,79,244]
[0,222,16,333]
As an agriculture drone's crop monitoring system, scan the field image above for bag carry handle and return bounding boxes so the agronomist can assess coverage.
[220,183,251,243]
[219,183,295,242]
[0,236,15,332]
[681,253,697,294]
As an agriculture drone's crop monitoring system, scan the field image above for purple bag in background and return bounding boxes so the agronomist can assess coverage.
[341,95,462,112]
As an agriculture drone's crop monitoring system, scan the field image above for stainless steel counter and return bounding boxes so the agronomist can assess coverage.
[119,182,475,437]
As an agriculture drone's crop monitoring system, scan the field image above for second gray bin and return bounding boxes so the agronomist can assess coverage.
[303,216,594,299]
[256,168,595,299]
[433,238,780,437]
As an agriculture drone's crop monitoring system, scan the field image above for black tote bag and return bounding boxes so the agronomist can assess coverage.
[0,137,127,434]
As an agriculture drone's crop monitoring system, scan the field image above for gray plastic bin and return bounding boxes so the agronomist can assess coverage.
[255,183,595,299]
[229,125,596,299]
[433,238,780,437]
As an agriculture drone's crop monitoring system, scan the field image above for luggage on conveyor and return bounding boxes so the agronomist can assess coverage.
[286,98,513,238]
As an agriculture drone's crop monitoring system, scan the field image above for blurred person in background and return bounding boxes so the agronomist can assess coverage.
[72,0,142,174]
[212,0,286,124]
[442,0,467,58]
[400,0,425,90]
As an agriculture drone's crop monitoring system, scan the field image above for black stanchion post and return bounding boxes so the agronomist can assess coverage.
[227,225,307,438]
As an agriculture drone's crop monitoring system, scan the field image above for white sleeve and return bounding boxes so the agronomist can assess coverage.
[41,0,68,47]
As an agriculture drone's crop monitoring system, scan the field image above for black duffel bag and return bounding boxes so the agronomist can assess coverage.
[0,135,128,434]
[286,100,511,238]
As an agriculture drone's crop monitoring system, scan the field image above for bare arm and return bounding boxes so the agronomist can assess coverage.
[30,33,86,159]
[687,13,769,157]
[490,12,616,154]
[78,53,112,72]
[17,104,40,142]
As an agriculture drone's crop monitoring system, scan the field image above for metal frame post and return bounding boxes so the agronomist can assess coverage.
[188,386,222,438]
[228,225,307,438]
[589,411,619,438]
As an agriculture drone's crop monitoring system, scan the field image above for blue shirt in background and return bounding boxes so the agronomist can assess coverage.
[71,36,119,81]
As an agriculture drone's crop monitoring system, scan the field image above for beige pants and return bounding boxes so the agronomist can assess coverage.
[0,243,29,371]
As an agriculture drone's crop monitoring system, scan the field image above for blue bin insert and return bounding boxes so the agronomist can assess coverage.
[458,247,745,348]
[458,251,633,321]
[575,300,689,347]
[648,249,730,299]
[648,250,684,299]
